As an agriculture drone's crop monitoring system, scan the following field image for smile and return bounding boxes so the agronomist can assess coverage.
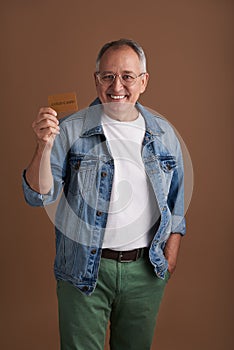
[110,95,126,100]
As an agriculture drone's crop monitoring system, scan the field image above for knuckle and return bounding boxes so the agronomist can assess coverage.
[39,106,47,113]
[38,108,45,115]
[44,119,50,127]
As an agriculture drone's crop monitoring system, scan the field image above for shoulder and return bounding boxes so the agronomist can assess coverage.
[59,98,102,132]
[137,102,177,135]
[59,108,87,128]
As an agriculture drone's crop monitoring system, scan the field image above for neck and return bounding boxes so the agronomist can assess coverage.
[103,103,139,122]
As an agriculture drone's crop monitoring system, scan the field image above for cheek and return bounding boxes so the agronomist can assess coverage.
[96,86,108,103]
[96,84,105,96]
[130,87,142,99]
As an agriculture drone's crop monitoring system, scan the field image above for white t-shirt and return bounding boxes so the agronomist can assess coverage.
[101,112,160,251]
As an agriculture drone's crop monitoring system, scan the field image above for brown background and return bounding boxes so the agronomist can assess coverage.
[1,0,233,349]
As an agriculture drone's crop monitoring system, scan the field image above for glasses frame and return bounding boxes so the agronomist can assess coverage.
[96,71,146,86]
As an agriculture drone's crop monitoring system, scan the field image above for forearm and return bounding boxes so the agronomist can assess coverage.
[164,233,182,275]
[25,107,60,194]
[25,143,53,194]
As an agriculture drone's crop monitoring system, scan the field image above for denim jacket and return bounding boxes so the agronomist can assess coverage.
[22,98,186,295]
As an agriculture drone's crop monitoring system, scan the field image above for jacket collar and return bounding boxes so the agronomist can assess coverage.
[80,97,165,137]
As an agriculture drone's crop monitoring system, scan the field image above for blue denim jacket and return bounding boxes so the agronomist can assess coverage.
[22,98,186,295]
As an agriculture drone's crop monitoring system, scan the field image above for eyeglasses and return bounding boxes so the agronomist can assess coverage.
[96,72,146,86]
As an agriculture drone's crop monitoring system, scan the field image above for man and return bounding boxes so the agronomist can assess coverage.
[23,39,186,350]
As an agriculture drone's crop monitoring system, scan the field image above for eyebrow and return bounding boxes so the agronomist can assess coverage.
[100,70,136,74]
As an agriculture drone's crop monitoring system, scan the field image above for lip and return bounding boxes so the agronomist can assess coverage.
[107,94,128,101]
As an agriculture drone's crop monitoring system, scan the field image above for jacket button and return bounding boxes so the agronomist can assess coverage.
[74,161,81,170]
[91,249,97,254]
[101,172,107,177]
[166,163,172,170]
[96,211,102,216]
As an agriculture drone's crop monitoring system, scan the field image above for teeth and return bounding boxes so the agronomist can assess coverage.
[110,95,125,100]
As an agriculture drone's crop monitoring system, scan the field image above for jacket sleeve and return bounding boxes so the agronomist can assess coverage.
[22,127,68,207]
[167,130,186,235]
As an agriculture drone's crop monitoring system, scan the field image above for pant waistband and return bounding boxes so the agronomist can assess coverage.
[101,247,148,262]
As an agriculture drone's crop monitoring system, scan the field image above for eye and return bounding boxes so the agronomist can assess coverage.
[122,74,135,81]
[101,74,115,82]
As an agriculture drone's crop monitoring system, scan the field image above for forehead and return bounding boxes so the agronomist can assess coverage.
[99,46,141,71]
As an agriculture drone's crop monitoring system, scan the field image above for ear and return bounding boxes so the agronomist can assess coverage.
[94,72,99,86]
[140,73,149,94]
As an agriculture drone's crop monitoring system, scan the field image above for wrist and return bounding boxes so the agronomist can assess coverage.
[36,140,53,155]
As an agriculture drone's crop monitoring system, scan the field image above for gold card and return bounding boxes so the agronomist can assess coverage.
[48,92,78,113]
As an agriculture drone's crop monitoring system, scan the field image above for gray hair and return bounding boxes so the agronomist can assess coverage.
[95,38,147,72]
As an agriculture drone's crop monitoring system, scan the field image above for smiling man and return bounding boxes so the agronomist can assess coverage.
[23,39,186,350]
[94,43,148,121]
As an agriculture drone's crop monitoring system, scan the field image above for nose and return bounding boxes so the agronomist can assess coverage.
[111,74,124,90]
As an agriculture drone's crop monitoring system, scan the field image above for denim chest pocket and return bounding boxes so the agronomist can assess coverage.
[158,155,177,173]
[67,155,98,196]
[157,155,177,196]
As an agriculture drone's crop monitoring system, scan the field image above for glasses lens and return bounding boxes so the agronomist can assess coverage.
[99,73,115,85]
[121,73,137,85]
[97,72,141,86]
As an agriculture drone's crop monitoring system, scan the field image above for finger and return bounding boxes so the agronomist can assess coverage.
[33,118,60,132]
[39,107,57,117]
[34,114,59,127]
[36,126,60,141]
[32,115,60,135]
[34,108,59,126]
[37,126,60,136]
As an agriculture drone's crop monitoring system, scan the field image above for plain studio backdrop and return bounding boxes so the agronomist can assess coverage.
[0,1,233,349]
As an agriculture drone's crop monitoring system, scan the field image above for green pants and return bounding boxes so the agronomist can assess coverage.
[57,256,170,350]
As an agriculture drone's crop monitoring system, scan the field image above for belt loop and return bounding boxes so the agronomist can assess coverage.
[135,248,141,260]
[118,251,123,262]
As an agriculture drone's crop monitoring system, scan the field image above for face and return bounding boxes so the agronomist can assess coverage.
[94,46,149,107]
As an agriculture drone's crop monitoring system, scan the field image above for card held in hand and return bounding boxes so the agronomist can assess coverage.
[48,92,78,113]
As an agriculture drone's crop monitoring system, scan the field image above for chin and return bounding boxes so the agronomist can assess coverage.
[102,100,136,120]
